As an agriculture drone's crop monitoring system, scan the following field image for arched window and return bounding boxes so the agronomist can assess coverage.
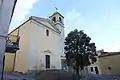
[52,17,56,22]
[46,30,49,36]
[59,17,62,23]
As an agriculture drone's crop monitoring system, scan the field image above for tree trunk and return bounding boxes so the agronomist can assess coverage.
[85,66,89,79]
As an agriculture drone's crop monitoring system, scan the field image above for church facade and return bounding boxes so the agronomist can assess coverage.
[5,11,65,73]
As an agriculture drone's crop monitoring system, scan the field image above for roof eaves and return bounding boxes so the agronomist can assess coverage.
[31,16,61,34]
[32,19,60,34]
[99,52,120,57]
[49,11,64,18]
[8,19,30,35]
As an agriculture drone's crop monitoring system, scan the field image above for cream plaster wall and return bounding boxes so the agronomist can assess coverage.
[28,20,62,70]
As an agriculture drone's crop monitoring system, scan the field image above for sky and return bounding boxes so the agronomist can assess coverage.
[9,0,120,52]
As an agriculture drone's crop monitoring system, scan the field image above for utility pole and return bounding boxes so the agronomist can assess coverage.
[0,0,17,79]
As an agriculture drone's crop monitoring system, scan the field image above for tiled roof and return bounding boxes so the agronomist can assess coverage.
[99,51,120,57]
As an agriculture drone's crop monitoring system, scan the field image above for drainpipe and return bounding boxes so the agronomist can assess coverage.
[0,0,17,79]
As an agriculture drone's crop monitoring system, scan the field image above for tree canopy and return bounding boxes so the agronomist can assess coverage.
[64,29,97,73]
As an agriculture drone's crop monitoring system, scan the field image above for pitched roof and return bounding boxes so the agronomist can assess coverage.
[49,11,64,18]
[9,16,61,35]
[99,51,120,57]
[30,16,60,33]
[9,20,30,35]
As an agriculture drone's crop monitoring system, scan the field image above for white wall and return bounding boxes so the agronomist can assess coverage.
[28,20,62,70]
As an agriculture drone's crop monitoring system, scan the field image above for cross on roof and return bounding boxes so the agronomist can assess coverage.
[55,7,58,11]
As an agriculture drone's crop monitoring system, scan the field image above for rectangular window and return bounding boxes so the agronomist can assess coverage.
[46,29,49,36]
[95,66,99,74]
[91,67,93,72]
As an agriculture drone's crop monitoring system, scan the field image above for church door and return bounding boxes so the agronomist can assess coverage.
[45,55,50,68]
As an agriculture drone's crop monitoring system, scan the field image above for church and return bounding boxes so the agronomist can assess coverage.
[5,11,65,73]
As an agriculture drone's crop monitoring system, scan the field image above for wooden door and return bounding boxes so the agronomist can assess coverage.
[45,55,50,68]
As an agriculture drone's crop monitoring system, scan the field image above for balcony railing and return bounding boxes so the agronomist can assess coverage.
[5,35,19,53]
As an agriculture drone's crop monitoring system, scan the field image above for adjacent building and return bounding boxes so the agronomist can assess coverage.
[88,56,102,74]
[5,11,65,73]
[99,52,120,75]
[88,51,120,76]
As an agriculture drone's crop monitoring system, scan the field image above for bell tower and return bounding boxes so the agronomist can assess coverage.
[49,10,65,58]
[49,11,64,34]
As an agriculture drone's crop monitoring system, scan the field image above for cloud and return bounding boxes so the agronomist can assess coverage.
[103,15,107,22]
[64,8,120,52]
[12,0,38,21]
[64,8,84,36]
[9,0,38,32]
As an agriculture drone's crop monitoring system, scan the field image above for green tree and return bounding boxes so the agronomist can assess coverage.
[64,29,97,80]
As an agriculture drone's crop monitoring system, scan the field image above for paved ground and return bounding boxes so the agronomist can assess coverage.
[27,70,120,80]
[1,70,120,80]
[0,71,34,80]
[85,74,120,80]
[28,70,77,80]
